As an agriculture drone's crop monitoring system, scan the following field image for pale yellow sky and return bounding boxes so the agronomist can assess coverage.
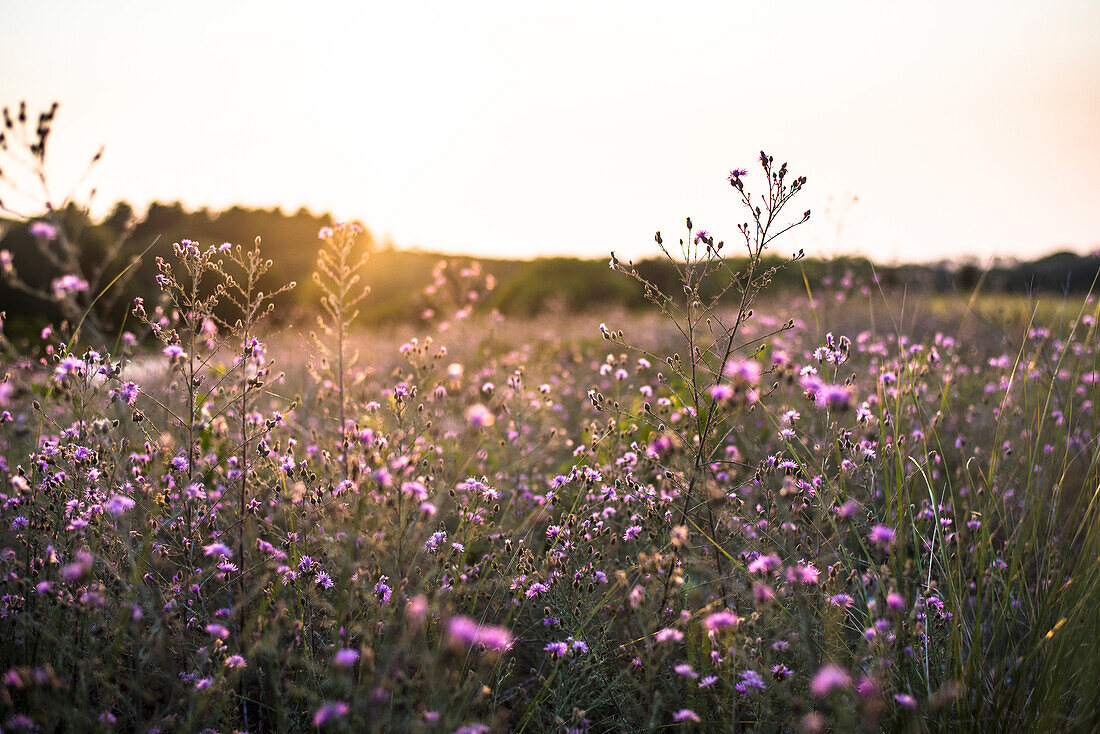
[2,1,1098,263]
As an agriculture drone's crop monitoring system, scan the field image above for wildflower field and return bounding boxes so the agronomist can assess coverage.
[1,130,1099,732]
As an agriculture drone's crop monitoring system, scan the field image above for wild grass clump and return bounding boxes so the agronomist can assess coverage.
[0,103,1098,733]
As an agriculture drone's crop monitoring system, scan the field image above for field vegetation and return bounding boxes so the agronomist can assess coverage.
[1,103,1098,732]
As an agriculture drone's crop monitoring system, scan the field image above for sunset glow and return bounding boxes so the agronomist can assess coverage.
[3,1,1098,262]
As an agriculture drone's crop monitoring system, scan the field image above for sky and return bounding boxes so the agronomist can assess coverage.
[2,1,1099,263]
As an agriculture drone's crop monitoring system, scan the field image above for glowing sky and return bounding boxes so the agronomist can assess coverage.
[2,1,1098,262]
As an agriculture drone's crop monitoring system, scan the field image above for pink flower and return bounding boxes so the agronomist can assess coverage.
[703,610,742,631]
[786,563,820,584]
[655,626,684,642]
[673,708,701,722]
[894,692,917,708]
[60,562,88,583]
[674,663,698,679]
[446,615,514,652]
[224,654,247,669]
[452,725,490,734]
[465,403,495,428]
[313,701,348,727]
[857,676,878,698]
[724,359,762,384]
[810,664,851,697]
[708,383,735,402]
[753,583,775,604]
[51,274,88,299]
[747,553,781,574]
[406,594,428,624]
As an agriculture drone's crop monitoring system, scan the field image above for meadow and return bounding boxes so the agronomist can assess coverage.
[1,142,1098,733]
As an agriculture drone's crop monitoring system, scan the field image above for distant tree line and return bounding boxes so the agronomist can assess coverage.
[1,202,1097,340]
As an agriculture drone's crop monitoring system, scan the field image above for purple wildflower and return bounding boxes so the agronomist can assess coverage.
[819,383,852,410]
[30,221,58,240]
[333,648,359,667]
[60,561,88,582]
[736,669,766,692]
[828,593,854,607]
[869,524,897,550]
[424,531,447,553]
[544,641,569,658]
[119,381,139,405]
[203,542,233,558]
[104,494,135,516]
[374,577,392,603]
